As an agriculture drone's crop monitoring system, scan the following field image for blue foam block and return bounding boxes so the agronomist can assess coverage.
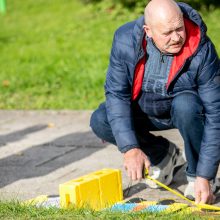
[110,203,137,212]
[144,205,169,212]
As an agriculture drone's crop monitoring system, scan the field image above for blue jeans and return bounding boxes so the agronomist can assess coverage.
[90,93,204,178]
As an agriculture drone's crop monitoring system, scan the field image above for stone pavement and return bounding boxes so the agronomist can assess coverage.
[0,110,219,205]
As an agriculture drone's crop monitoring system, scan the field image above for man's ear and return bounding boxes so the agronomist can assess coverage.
[143,25,152,38]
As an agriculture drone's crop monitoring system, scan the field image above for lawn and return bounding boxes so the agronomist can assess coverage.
[0,1,220,109]
[0,200,216,220]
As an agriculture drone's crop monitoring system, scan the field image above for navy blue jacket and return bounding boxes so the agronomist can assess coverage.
[104,2,220,180]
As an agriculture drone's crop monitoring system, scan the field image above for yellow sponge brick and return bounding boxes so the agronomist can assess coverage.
[59,168,123,210]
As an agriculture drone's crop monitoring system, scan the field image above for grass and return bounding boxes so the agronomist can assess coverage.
[201,8,220,54]
[0,0,128,109]
[0,1,220,110]
[0,200,217,220]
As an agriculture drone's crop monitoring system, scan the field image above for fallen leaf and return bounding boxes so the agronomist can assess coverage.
[48,123,55,128]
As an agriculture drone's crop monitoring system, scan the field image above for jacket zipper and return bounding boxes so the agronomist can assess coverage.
[160,52,165,63]
[166,60,187,93]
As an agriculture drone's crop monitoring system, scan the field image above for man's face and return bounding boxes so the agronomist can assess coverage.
[145,14,186,54]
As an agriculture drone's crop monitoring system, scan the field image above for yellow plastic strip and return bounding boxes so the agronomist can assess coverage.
[146,174,192,203]
[145,170,220,211]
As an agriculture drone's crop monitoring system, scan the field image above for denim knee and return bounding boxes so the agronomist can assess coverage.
[90,103,116,144]
[90,103,106,138]
[171,93,204,127]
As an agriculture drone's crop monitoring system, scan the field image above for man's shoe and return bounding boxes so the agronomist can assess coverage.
[184,177,220,200]
[145,142,185,188]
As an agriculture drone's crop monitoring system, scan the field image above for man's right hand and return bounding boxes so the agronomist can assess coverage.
[123,148,151,181]
[195,176,216,204]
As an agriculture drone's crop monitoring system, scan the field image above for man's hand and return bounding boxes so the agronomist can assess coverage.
[195,176,216,204]
[123,148,150,181]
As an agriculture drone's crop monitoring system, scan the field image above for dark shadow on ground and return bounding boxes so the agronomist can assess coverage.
[0,125,48,147]
[0,130,107,188]
[212,188,220,203]
[123,183,147,199]
[171,165,188,187]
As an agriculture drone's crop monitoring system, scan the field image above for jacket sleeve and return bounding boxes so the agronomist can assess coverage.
[196,41,220,180]
[104,31,139,153]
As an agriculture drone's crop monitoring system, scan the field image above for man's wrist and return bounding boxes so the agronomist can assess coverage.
[196,176,209,181]
[120,145,140,153]
[196,175,212,181]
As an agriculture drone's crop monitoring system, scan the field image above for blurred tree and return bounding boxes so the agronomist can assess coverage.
[0,0,6,14]
[81,0,220,10]
[183,0,219,9]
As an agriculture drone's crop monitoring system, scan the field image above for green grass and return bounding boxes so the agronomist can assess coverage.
[0,200,217,220]
[0,1,220,109]
[0,0,126,109]
[201,9,220,54]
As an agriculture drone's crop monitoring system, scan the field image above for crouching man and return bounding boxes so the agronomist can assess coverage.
[90,0,220,204]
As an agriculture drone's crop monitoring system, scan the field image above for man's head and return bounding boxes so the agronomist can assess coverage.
[143,0,186,54]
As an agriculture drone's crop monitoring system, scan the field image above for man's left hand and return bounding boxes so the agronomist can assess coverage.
[195,176,216,204]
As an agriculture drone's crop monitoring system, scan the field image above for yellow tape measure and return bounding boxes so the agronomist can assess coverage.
[145,169,220,211]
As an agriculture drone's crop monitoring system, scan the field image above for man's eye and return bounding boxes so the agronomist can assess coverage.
[177,27,183,32]
[164,32,170,36]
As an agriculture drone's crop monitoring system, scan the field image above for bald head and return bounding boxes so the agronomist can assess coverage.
[144,0,182,27]
[143,0,186,54]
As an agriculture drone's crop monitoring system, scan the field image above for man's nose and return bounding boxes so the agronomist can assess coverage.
[171,31,180,42]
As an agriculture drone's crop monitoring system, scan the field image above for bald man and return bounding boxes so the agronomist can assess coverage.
[90,0,220,204]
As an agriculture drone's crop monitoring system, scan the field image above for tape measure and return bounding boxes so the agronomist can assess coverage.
[145,169,220,212]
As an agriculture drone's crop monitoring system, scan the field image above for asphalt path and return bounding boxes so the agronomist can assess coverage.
[0,110,219,206]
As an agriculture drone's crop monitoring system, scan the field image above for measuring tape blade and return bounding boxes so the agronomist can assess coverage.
[145,169,220,211]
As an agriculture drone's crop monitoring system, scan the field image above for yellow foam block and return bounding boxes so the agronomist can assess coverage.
[59,168,123,210]
[163,203,189,214]
[24,195,48,206]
